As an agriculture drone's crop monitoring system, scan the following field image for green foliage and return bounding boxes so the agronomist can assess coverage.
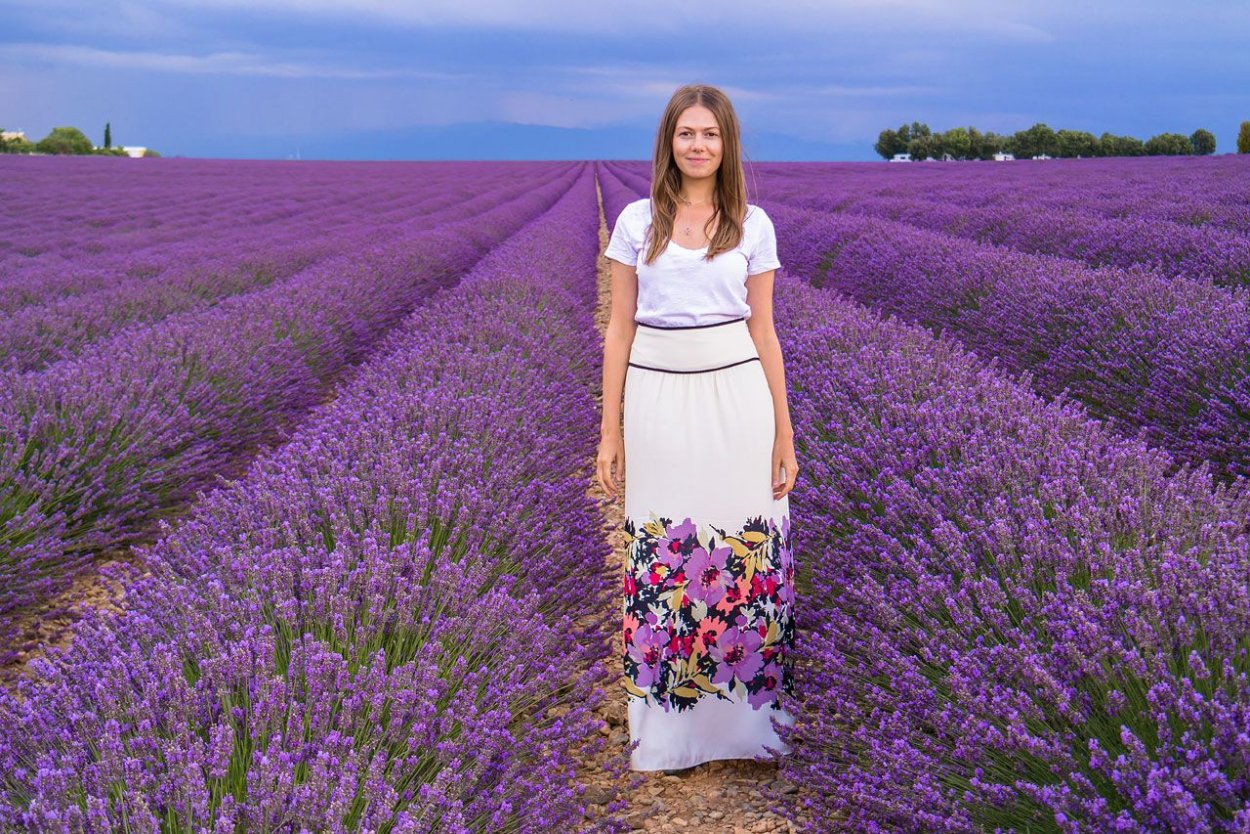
[874,128,903,160]
[1144,132,1194,155]
[142,148,162,158]
[104,121,112,149]
[907,133,939,160]
[1056,129,1098,158]
[35,126,93,155]
[0,131,34,154]
[1009,122,1059,159]
[1237,121,1250,154]
[875,121,1202,159]
[876,122,928,159]
[1098,132,1145,157]
[941,127,972,160]
[1189,128,1216,155]
[967,126,1004,160]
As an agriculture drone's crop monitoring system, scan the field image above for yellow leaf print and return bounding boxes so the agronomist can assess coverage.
[623,678,649,698]
[692,674,721,694]
[764,620,780,647]
[642,516,668,539]
[668,582,687,611]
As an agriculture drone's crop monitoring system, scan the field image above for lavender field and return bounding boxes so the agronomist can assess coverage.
[3,154,1250,832]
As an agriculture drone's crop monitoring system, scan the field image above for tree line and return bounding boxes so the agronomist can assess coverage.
[0,123,160,157]
[875,120,1250,160]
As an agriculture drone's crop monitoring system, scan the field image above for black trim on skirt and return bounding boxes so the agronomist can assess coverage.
[635,316,747,331]
[627,357,761,375]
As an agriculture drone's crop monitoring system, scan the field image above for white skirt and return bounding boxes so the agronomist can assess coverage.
[621,317,796,771]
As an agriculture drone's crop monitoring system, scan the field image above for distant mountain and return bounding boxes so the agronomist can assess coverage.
[170,121,870,162]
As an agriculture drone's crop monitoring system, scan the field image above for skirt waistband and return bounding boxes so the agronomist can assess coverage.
[629,317,759,374]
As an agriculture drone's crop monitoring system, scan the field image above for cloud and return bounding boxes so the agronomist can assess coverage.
[117,0,1061,41]
[0,42,465,80]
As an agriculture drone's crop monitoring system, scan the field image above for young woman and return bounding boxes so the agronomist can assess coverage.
[598,83,799,774]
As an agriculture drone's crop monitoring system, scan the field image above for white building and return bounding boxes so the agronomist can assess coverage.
[120,146,148,158]
[1,130,26,142]
[888,152,912,163]
[992,151,1016,161]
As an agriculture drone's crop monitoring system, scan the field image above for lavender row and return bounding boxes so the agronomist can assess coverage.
[768,275,1250,832]
[610,159,1250,267]
[0,161,548,316]
[595,163,641,229]
[750,156,1250,234]
[0,168,567,373]
[1,157,493,276]
[611,158,1250,288]
[759,185,1250,288]
[0,165,582,660]
[0,171,628,832]
[754,200,1250,481]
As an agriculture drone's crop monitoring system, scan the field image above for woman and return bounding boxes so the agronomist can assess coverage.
[597,83,799,774]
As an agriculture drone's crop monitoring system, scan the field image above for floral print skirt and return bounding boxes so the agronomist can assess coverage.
[622,317,796,771]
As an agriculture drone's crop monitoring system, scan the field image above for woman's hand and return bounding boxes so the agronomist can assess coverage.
[772,434,798,500]
[597,431,626,498]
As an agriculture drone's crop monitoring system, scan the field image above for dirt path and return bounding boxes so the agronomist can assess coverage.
[578,179,808,834]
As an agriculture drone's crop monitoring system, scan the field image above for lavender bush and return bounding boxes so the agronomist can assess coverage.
[0,163,582,662]
[754,165,1250,287]
[768,275,1250,832]
[609,157,1250,284]
[758,200,1250,482]
[0,158,538,312]
[0,170,629,832]
[0,166,553,372]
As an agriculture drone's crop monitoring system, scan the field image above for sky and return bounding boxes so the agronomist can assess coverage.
[1,0,1248,161]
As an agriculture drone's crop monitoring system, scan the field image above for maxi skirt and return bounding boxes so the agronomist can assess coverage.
[621,316,796,772]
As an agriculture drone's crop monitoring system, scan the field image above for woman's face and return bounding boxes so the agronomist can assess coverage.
[671,105,723,183]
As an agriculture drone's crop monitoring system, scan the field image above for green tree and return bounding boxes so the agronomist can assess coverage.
[142,148,161,158]
[1237,121,1250,153]
[0,131,34,154]
[940,126,972,160]
[104,122,112,149]
[908,134,939,160]
[1096,132,1145,157]
[1145,132,1194,155]
[1012,122,1059,158]
[875,128,902,159]
[35,126,93,155]
[1189,128,1216,155]
[1056,129,1098,158]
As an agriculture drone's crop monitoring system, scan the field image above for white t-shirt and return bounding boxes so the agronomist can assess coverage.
[604,198,782,327]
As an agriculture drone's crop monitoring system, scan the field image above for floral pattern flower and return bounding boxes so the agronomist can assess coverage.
[621,512,796,713]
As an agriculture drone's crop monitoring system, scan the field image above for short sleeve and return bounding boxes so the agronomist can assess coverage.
[746,207,781,276]
[605,202,642,266]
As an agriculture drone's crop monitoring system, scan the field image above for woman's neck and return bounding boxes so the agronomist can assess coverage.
[678,177,716,205]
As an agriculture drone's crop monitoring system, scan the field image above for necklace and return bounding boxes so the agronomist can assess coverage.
[677,194,713,238]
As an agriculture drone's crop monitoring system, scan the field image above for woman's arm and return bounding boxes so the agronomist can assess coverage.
[745,269,798,500]
[598,258,639,497]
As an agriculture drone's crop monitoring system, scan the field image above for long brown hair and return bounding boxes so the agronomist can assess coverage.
[643,84,747,266]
